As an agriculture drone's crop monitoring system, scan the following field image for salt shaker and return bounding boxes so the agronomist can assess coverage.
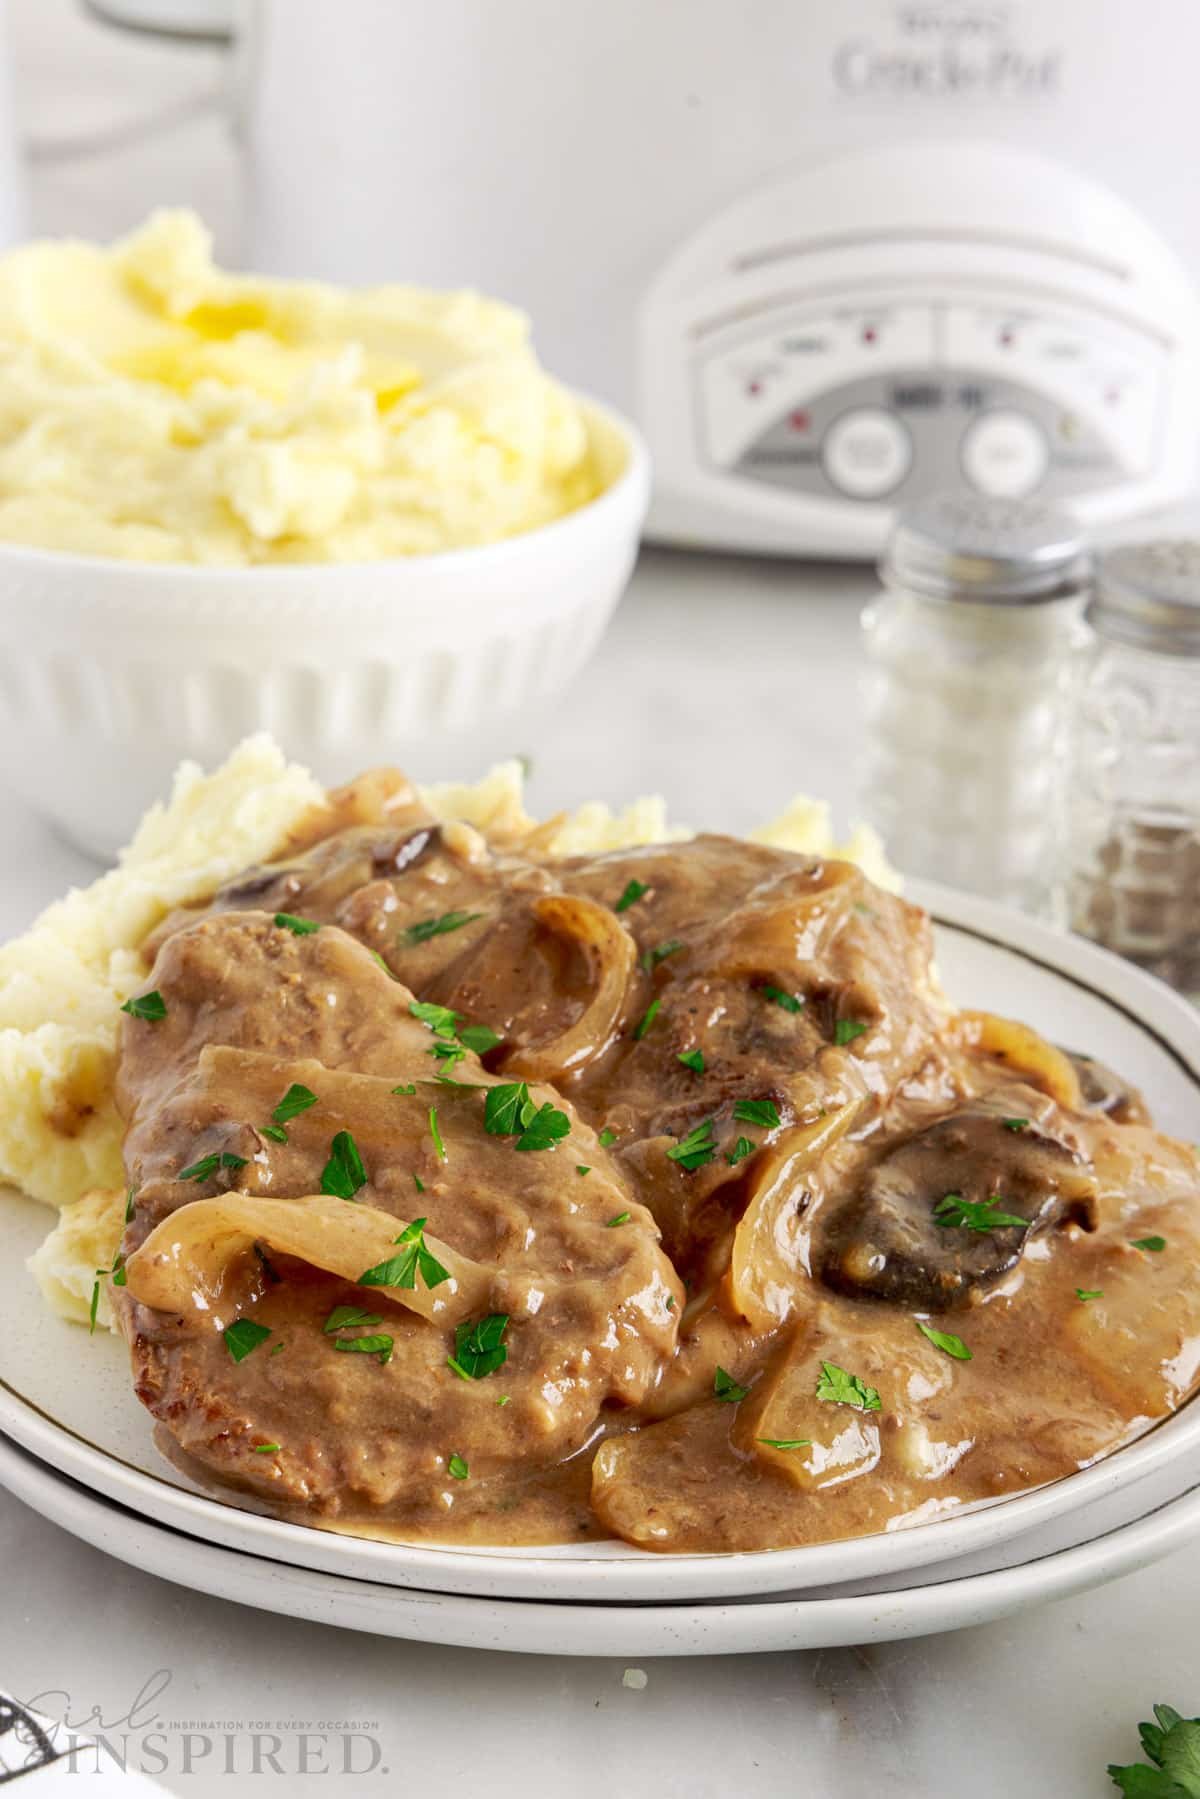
[860,493,1093,917]
[1069,540,1200,1001]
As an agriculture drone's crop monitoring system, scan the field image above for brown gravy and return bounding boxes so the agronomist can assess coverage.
[112,773,1200,1554]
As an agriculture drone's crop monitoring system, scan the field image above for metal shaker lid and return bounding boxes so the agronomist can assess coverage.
[1091,540,1200,656]
[880,492,1091,604]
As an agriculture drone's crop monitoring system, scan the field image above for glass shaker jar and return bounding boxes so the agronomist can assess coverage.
[860,492,1093,918]
[1068,540,1200,1001]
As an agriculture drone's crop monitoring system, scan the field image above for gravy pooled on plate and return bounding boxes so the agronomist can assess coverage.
[113,771,1200,1552]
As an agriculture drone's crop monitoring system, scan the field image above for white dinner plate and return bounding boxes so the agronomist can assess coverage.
[2,882,1199,1606]
[4,1430,1199,1656]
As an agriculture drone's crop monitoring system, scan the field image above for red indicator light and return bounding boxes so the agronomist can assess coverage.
[862,326,878,345]
[788,409,811,433]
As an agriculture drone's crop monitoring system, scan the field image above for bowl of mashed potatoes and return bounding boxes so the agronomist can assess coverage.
[0,212,648,855]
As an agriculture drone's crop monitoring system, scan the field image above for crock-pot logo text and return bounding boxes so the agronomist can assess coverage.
[834,5,1062,98]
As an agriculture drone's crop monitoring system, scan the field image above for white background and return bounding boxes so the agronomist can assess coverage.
[0,5,1197,1794]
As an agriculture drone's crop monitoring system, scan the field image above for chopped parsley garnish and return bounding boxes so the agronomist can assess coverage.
[179,1150,248,1183]
[1131,1235,1167,1253]
[260,1124,288,1144]
[633,997,661,1041]
[757,1438,811,1451]
[1001,1117,1030,1132]
[665,1295,676,1311]
[409,999,460,1039]
[458,1024,502,1056]
[642,940,683,973]
[88,1245,127,1335]
[916,1321,972,1361]
[358,1217,451,1292]
[224,1319,272,1363]
[370,950,396,979]
[274,913,319,935]
[484,1081,536,1136]
[448,1313,509,1380]
[121,990,166,1022]
[726,1136,755,1168]
[429,1105,447,1161]
[761,985,804,1014]
[713,1366,749,1404]
[516,1101,571,1152]
[666,1118,717,1171]
[606,1212,631,1228]
[333,1333,393,1365]
[431,1040,467,1067]
[124,1187,136,1224]
[252,1443,280,1454]
[413,1172,425,1193]
[448,1453,470,1480]
[1076,1288,1104,1302]
[392,1083,416,1096]
[576,1164,591,1176]
[320,1129,367,1200]
[934,1193,1027,1232]
[323,1304,384,1334]
[483,1080,569,1151]
[834,1018,868,1046]
[403,910,484,944]
[1107,1702,1200,1795]
[273,1082,318,1125]
[598,1128,617,1147]
[269,1342,285,1356]
[677,1048,705,1074]
[733,1098,781,1130]
[614,879,649,914]
[815,1360,881,1412]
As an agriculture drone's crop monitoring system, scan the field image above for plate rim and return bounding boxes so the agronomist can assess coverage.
[3,883,1199,1604]
[3,1429,1198,1656]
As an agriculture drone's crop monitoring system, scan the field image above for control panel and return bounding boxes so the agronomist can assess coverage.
[697,299,1160,508]
[638,144,1200,557]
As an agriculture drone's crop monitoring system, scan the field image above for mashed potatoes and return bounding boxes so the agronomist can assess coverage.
[2,739,895,1327]
[0,211,601,563]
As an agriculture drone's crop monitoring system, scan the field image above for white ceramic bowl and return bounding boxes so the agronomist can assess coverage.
[0,395,648,858]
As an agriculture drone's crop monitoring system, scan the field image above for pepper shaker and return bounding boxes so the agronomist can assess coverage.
[860,493,1094,918]
[1069,540,1200,1001]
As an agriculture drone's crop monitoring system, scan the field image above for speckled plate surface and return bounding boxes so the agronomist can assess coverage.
[3,884,1199,1606]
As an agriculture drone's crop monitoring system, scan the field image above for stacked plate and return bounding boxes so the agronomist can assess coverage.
[3,886,1199,1657]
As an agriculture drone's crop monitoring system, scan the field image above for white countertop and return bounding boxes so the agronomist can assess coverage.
[0,548,1196,1799]
[1,10,1196,1790]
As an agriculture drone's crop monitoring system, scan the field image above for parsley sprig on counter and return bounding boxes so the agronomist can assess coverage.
[1107,1703,1200,1795]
